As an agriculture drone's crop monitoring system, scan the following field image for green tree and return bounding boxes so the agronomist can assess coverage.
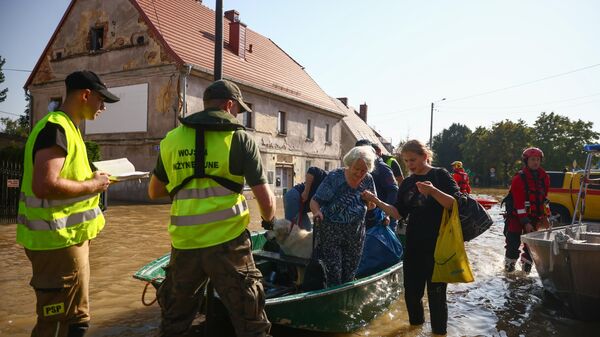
[461,126,491,182]
[431,123,472,168]
[1,116,29,137]
[531,112,599,170]
[486,119,531,184]
[0,56,7,103]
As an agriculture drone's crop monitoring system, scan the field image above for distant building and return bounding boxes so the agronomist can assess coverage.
[334,98,392,157]
[25,0,347,200]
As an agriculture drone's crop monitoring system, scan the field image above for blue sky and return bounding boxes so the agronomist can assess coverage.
[1,0,599,146]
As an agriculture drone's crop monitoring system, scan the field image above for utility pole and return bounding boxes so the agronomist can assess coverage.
[429,98,446,148]
[429,102,434,148]
[213,0,223,80]
[207,3,224,335]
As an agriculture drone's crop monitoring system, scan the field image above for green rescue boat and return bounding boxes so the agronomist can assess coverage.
[133,231,403,333]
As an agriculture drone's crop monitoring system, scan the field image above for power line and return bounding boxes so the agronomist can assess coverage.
[443,91,600,110]
[0,110,24,117]
[445,62,600,103]
[3,68,32,73]
[387,62,600,116]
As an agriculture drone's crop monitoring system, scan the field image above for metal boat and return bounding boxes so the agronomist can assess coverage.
[522,223,600,320]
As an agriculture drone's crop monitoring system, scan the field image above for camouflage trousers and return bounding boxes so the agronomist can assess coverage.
[157,230,270,337]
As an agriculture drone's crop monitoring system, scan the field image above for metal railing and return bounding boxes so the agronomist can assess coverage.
[0,160,22,224]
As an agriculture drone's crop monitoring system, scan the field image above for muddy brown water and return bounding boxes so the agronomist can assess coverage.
[2,198,600,336]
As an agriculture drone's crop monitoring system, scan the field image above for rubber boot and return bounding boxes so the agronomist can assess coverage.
[504,258,517,273]
[521,258,533,274]
[68,322,89,337]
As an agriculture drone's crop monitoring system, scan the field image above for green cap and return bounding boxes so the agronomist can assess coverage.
[203,79,252,113]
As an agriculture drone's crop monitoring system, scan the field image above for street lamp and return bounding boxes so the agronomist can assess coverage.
[429,98,446,148]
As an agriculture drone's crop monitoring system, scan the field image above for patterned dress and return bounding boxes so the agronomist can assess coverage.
[312,168,375,286]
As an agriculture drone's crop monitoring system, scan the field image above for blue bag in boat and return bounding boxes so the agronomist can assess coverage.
[356,211,403,278]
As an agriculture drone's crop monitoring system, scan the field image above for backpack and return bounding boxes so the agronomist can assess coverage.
[501,171,527,217]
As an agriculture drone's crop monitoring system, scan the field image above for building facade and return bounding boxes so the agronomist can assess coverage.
[25,0,346,200]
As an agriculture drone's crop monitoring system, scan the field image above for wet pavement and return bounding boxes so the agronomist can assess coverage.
[2,197,600,336]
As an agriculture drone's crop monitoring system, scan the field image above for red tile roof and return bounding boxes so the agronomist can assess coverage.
[133,0,341,113]
[26,0,342,114]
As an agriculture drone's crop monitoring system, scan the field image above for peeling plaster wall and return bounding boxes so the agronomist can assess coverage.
[25,0,181,201]
[25,0,344,201]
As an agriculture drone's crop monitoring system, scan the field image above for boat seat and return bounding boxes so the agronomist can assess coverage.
[262,281,296,298]
[253,250,311,267]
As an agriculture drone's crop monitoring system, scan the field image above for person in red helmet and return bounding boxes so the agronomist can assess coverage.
[451,161,471,194]
[504,147,550,273]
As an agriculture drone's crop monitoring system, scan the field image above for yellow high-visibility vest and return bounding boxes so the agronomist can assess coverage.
[160,126,249,249]
[17,111,104,250]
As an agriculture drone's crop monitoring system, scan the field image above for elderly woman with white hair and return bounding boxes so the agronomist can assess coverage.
[310,146,377,286]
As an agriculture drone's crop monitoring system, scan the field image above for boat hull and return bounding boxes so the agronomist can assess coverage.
[265,262,403,332]
[522,223,600,320]
[133,231,404,332]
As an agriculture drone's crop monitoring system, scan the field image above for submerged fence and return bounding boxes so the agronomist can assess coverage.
[0,160,22,224]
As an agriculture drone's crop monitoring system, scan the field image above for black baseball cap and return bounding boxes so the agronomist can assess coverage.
[355,139,372,147]
[65,70,120,103]
[356,139,381,152]
[203,79,252,113]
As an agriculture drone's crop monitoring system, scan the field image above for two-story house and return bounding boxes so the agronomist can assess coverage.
[25,0,346,200]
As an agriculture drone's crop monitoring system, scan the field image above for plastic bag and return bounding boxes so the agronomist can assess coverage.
[432,200,474,283]
[356,220,403,278]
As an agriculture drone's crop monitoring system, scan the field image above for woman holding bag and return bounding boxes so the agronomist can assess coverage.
[361,139,459,335]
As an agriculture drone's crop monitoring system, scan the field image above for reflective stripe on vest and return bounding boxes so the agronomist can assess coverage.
[16,111,105,250]
[20,192,97,208]
[173,185,233,201]
[160,125,248,249]
[18,207,102,231]
[171,199,248,226]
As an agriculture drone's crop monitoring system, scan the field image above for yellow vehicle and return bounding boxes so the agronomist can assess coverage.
[547,169,600,224]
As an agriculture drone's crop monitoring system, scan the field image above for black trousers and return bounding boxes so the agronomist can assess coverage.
[403,248,448,335]
[505,231,532,262]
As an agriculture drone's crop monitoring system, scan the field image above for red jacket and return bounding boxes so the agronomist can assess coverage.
[507,167,549,232]
[452,168,471,194]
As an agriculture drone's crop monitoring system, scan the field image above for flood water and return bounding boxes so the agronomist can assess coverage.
[2,198,600,337]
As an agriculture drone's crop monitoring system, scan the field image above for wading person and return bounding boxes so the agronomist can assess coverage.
[148,79,276,337]
[504,147,550,273]
[310,146,376,286]
[451,161,471,194]
[361,139,459,335]
[17,70,119,337]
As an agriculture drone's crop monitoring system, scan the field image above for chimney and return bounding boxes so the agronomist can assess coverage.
[359,103,368,122]
[337,97,348,107]
[225,10,246,58]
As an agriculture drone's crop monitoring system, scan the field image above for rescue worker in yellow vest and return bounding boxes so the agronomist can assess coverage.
[17,70,119,337]
[148,79,276,337]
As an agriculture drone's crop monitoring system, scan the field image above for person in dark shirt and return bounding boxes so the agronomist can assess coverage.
[283,166,327,230]
[361,139,459,336]
[355,140,399,230]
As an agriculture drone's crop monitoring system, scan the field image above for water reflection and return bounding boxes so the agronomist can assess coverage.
[1,202,600,336]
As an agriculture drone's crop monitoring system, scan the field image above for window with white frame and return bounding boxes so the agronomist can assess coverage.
[324,161,331,171]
